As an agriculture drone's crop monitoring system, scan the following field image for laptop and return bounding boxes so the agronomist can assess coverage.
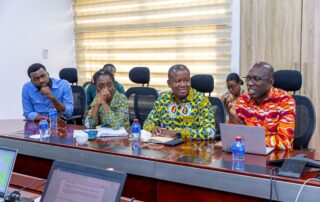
[0,147,18,202]
[220,123,275,155]
[39,161,127,202]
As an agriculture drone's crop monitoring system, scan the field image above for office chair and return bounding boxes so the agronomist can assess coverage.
[273,70,316,150]
[59,68,86,125]
[125,67,158,125]
[191,74,226,139]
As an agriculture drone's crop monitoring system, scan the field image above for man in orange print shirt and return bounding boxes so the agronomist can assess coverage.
[225,62,296,150]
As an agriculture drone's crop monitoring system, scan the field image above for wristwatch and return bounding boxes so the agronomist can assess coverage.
[176,132,182,139]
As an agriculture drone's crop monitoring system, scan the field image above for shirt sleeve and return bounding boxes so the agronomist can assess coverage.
[267,95,295,150]
[22,84,38,121]
[61,82,74,118]
[115,81,126,94]
[179,97,215,140]
[86,84,95,106]
[143,99,161,132]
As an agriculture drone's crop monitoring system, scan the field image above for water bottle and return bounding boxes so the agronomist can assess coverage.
[232,136,245,171]
[49,105,58,129]
[131,119,141,152]
[39,117,49,140]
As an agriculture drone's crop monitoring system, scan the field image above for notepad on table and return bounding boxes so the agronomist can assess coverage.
[140,130,174,143]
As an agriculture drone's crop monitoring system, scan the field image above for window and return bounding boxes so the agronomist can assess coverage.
[73,0,232,95]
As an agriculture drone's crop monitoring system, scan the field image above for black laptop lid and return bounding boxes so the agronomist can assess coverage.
[40,161,126,202]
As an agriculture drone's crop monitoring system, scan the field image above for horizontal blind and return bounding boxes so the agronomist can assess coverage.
[73,0,232,96]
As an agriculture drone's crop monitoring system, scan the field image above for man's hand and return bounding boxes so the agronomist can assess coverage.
[152,127,178,138]
[40,86,53,99]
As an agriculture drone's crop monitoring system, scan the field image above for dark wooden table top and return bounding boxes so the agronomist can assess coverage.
[1,119,320,187]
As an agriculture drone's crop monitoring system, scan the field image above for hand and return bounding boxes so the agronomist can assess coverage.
[57,114,67,123]
[40,86,53,99]
[161,129,179,138]
[151,127,163,136]
[97,88,111,105]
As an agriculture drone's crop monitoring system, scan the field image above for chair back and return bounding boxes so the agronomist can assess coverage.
[59,68,78,85]
[273,70,316,150]
[125,67,158,125]
[191,74,226,136]
[59,68,86,125]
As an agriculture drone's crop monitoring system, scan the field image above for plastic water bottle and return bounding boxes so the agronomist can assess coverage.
[39,117,49,140]
[232,136,245,171]
[49,105,58,129]
[131,119,141,152]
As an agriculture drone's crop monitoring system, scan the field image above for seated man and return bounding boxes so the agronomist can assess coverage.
[143,64,215,140]
[84,69,129,130]
[226,62,296,150]
[86,64,125,106]
[22,63,74,121]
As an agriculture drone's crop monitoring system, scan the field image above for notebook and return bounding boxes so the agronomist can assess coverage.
[0,147,18,202]
[220,123,275,155]
[39,161,127,202]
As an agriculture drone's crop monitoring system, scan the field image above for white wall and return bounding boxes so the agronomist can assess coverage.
[0,0,75,119]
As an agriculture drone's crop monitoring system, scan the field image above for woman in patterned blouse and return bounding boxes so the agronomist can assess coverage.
[84,69,129,130]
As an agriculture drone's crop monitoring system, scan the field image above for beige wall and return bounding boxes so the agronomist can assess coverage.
[240,0,320,150]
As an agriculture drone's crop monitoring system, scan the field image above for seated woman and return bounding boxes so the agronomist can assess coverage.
[86,64,125,106]
[84,69,129,130]
[221,73,244,121]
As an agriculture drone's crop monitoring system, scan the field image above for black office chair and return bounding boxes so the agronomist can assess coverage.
[273,70,316,150]
[59,68,86,125]
[125,67,158,125]
[191,74,226,139]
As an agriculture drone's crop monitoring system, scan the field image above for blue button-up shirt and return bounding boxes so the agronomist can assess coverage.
[22,78,74,121]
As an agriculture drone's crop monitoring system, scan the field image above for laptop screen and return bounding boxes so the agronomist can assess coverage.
[41,161,126,202]
[0,147,17,197]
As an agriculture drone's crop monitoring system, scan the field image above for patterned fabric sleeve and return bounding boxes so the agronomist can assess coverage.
[143,98,161,132]
[179,97,215,140]
[267,95,295,150]
[84,94,129,129]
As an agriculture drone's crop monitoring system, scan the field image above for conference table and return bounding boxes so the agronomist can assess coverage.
[1,119,320,202]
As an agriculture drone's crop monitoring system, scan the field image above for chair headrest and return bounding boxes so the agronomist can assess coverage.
[59,68,78,84]
[191,74,214,93]
[129,67,150,84]
[273,70,302,92]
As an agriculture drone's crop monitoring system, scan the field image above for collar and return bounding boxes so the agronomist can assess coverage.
[170,88,195,104]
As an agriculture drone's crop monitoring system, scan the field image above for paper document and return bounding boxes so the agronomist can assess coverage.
[140,130,174,143]
[96,127,128,137]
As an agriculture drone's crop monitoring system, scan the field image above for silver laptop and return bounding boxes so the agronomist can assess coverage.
[220,123,275,155]
[39,160,127,202]
[0,147,18,202]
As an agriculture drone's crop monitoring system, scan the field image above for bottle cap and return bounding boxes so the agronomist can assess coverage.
[235,136,242,141]
[133,119,139,123]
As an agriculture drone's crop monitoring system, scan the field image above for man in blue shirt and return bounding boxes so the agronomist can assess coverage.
[22,63,74,121]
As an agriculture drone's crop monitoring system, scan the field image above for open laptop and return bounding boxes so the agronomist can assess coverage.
[220,123,275,155]
[39,161,127,202]
[0,147,18,202]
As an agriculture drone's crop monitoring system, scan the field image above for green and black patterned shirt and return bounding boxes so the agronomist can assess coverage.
[84,90,130,130]
[143,88,215,140]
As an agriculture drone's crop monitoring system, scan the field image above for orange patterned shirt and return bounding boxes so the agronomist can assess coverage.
[235,87,296,150]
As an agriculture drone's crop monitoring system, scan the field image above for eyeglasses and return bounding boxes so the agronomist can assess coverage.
[243,76,270,83]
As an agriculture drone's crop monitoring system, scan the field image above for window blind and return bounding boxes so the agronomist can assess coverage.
[73,0,232,95]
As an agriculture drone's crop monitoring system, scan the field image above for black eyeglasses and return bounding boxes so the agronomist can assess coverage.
[243,76,270,83]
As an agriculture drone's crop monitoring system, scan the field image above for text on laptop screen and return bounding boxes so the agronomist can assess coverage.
[42,168,121,202]
[0,148,16,194]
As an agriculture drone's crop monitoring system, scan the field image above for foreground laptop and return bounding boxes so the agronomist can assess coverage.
[39,161,127,202]
[0,147,18,202]
[220,123,275,155]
